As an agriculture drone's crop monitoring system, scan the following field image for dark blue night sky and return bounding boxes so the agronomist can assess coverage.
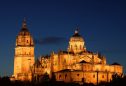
[0,0,126,76]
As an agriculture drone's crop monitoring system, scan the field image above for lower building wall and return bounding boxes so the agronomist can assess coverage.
[13,73,33,81]
[55,71,114,84]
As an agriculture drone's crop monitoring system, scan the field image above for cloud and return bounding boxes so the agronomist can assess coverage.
[34,36,67,45]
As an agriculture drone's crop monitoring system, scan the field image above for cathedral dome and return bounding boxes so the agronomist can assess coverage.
[70,30,84,42]
[68,29,86,53]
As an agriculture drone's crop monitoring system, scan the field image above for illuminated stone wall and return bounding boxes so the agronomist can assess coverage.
[39,56,51,74]
[51,51,105,72]
[54,65,123,84]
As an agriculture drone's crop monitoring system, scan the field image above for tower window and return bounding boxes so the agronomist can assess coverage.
[102,75,104,78]
[64,59,66,64]
[27,40,28,43]
[93,74,95,78]
[75,44,77,50]
[65,74,67,79]
[80,45,82,49]
[59,75,61,79]
[77,74,79,76]
[82,78,85,82]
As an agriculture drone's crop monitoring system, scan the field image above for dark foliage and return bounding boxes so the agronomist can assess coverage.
[0,75,126,86]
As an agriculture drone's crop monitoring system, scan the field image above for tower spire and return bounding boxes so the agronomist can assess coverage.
[22,18,27,29]
[75,26,79,34]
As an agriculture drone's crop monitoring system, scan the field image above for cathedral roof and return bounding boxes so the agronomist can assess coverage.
[18,19,30,36]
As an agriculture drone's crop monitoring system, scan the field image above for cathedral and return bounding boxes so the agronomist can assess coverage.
[12,19,123,84]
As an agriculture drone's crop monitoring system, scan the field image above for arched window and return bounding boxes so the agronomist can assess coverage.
[65,74,67,79]
[102,75,104,78]
[59,75,61,79]
[77,74,79,76]
[75,44,77,50]
[80,45,82,49]
[93,74,95,78]
[64,59,66,64]
[71,45,72,49]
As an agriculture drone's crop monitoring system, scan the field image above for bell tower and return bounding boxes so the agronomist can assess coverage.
[13,19,35,80]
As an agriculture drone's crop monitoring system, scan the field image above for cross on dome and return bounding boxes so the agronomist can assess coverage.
[22,17,27,29]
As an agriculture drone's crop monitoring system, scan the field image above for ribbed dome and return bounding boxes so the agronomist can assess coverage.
[68,29,86,53]
[16,19,34,47]
[70,30,84,42]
